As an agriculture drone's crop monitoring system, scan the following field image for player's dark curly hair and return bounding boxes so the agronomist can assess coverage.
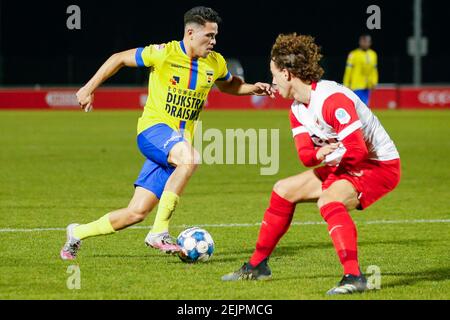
[184,6,222,26]
[271,33,324,82]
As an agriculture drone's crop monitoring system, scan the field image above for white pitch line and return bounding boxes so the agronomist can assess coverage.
[0,219,449,233]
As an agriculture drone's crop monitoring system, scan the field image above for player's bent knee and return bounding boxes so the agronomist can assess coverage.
[317,195,331,209]
[317,188,359,211]
[317,190,341,209]
[273,180,289,199]
[171,144,200,169]
[273,175,316,203]
[177,161,199,175]
[180,150,200,172]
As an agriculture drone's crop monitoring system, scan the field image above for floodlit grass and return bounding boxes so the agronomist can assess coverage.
[0,110,449,299]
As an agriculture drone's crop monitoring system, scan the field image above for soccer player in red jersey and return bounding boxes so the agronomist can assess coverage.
[222,34,401,295]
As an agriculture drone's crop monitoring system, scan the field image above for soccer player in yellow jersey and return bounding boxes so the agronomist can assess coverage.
[343,34,378,105]
[60,6,273,260]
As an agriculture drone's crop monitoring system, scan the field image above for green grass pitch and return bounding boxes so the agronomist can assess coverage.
[0,109,449,300]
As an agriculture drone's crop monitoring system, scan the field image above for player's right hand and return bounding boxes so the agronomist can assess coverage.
[76,87,94,112]
[253,82,275,98]
[316,143,341,161]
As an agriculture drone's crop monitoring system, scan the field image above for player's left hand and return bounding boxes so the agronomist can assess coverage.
[76,87,94,112]
[253,82,275,98]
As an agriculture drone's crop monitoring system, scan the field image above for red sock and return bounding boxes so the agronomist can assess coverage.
[249,191,295,267]
[320,202,360,276]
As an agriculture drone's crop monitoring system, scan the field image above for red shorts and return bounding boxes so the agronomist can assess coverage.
[314,159,401,210]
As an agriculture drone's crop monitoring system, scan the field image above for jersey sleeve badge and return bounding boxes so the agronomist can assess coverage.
[335,108,351,124]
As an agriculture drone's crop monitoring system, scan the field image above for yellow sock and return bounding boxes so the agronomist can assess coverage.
[151,191,180,234]
[73,213,116,240]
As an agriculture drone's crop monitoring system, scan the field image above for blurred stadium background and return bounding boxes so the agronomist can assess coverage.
[0,0,449,109]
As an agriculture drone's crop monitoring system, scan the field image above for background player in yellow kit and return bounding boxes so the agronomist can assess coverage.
[60,6,273,260]
[343,34,378,105]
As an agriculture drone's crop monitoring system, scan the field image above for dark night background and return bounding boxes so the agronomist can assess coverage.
[0,0,449,86]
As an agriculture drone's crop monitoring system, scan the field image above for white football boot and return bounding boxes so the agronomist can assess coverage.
[60,223,82,260]
[145,231,181,254]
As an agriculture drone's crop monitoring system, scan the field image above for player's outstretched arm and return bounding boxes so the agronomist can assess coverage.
[76,49,140,111]
[215,76,274,98]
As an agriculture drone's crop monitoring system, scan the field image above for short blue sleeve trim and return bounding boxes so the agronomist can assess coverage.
[217,71,232,81]
[135,47,145,67]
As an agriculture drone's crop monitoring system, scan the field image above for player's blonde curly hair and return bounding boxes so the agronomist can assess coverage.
[271,33,324,82]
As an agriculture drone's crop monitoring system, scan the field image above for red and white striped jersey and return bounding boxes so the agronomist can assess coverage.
[290,80,399,162]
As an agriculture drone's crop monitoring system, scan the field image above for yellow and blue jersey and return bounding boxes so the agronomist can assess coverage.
[135,40,231,142]
[343,48,378,91]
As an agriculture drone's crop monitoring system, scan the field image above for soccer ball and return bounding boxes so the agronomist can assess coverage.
[176,227,214,263]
